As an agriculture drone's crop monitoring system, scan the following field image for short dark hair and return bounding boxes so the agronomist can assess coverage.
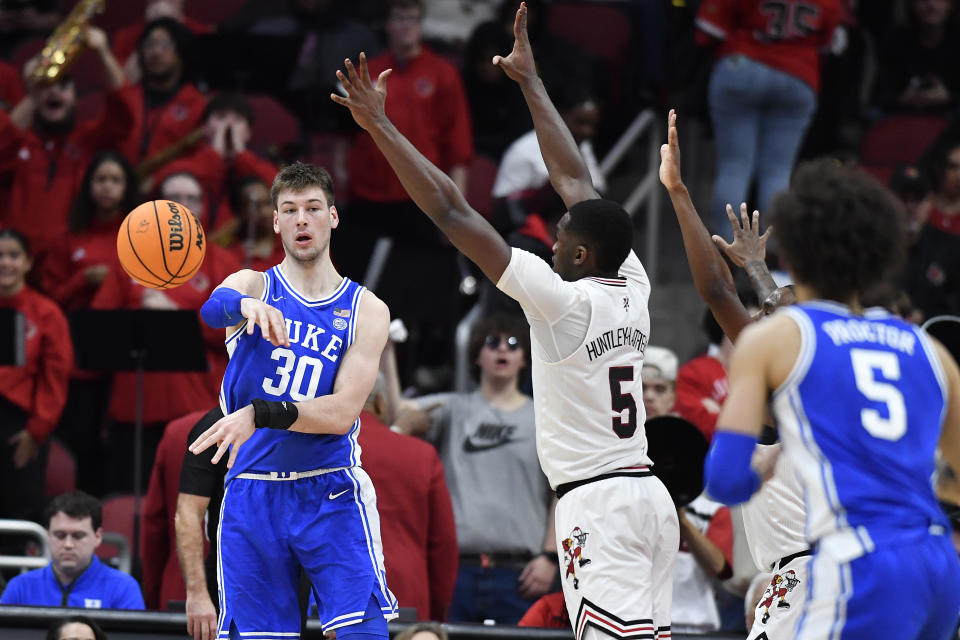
[769,160,905,303]
[229,175,268,213]
[271,162,335,209]
[69,151,139,232]
[0,228,30,257]
[138,17,193,68]
[468,312,530,380]
[47,616,108,640]
[566,199,633,273]
[44,491,102,531]
[554,83,597,113]
[389,0,423,13]
[203,92,254,126]
[393,622,447,640]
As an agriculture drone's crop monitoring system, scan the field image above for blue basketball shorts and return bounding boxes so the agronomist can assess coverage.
[216,466,398,639]
[797,530,960,640]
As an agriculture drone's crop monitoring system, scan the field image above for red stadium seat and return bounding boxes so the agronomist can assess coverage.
[466,155,499,220]
[98,494,136,568]
[859,115,948,182]
[186,0,247,25]
[44,439,77,499]
[546,2,632,63]
[247,93,301,154]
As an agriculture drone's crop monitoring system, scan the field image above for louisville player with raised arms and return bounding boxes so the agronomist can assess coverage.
[703,159,960,638]
[189,162,397,640]
[332,4,678,639]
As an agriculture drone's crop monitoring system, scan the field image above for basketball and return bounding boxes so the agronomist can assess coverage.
[116,200,206,290]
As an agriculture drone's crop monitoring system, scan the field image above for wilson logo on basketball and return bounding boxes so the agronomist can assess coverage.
[167,201,185,252]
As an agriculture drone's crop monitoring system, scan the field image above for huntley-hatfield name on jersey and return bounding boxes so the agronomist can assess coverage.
[584,326,648,362]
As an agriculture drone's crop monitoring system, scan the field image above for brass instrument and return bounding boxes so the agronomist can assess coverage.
[136,126,206,180]
[31,0,106,84]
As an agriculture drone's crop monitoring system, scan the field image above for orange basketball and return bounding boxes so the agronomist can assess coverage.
[117,200,206,290]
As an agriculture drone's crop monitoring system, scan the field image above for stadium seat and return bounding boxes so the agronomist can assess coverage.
[860,115,948,184]
[98,494,136,571]
[546,2,632,63]
[248,93,301,155]
[466,155,500,220]
[44,439,77,500]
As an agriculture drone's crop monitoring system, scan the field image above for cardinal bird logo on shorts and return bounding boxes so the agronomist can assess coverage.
[758,569,800,624]
[561,527,591,590]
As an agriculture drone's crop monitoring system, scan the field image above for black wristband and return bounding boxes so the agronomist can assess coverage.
[539,551,559,564]
[251,399,299,430]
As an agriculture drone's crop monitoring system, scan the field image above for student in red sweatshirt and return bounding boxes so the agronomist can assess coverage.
[0,229,73,523]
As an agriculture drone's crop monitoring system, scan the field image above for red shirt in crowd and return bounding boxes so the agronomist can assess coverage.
[140,409,206,609]
[927,203,960,235]
[229,236,286,273]
[673,353,728,442]
[41,218,122,311]
[119,83,207,165]
[111,17,213,68]
[358,411,458,621]
[0,286,73,444]
[0,93,134,256]
[518,592,569,629]
[90,246,240,424]
[0,60,24,109]
[695,0,841,92]
[155,144,278,231]
[348,48,473,203]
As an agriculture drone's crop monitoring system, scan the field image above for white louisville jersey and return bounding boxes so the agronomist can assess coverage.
[740,445,808,570]
[498,248,654,489]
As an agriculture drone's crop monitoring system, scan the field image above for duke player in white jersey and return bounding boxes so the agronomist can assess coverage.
[190,162,397,640]
[331,5,678,639]
[703,159,960,639]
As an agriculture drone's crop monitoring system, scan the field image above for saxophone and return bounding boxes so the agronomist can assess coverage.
[31,0,106,84]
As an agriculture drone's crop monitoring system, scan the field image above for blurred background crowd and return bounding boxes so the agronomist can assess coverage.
[0,0,959,636]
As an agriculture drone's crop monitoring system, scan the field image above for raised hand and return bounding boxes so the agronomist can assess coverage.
[659,109,683,191]
[492,3,537,84]
[330,53,392,132]
[712,203,771,268]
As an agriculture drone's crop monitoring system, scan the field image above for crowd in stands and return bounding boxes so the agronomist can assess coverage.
[2,0,960,637]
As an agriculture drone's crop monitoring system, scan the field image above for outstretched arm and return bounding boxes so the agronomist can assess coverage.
[659,109,751,342]
[332,54,511,283]
[494,3,597,208]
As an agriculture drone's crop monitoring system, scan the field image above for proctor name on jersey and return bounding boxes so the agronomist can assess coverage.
[584,326,648,362]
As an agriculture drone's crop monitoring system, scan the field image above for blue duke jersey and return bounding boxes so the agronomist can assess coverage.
[220,266,365,482]
[772,301,949,560]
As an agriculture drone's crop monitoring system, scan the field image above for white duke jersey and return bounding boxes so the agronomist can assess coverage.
[497,248,653,488]
[772,301,950,561]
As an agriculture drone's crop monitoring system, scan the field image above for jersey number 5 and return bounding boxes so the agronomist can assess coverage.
[850,348,907,441]
[609,367,638,439]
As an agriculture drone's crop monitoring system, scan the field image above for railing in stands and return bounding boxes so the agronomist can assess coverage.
[0,520,49,572]
[0,607,744,640]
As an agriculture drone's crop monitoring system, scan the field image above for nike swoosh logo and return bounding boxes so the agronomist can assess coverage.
[463,437,514,453]
[328,489,349,500]
[272,295,284,302]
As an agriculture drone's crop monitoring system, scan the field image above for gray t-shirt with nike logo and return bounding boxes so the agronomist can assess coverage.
[417,390,551,555]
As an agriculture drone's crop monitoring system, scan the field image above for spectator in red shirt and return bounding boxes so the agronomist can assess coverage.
[120,17,207,167]
[225,177,285,272]
[672,309,733,443]
[153,92,278,235]
[112,0,213,86]
[341,0,473,381]
[919,138,960,235]
[39,151,140,496]
[359,374,458,621]
[0,27,129,260]
[91,171,240,493]
[696,0,841,238]
[0,229,73,523]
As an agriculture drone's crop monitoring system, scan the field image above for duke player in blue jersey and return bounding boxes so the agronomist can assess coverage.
[703,159,960,639]
[189,162,397,640]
